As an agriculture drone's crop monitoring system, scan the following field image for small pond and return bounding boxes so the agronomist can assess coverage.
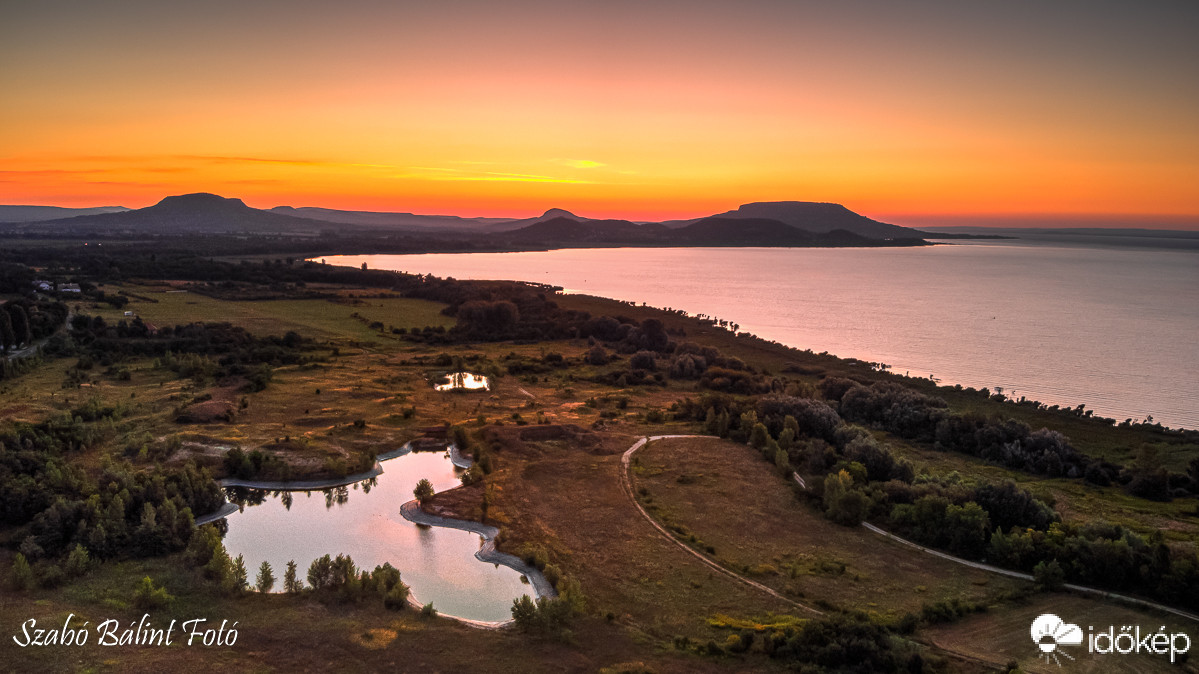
[220,449,530,622]
[434,371,490,391]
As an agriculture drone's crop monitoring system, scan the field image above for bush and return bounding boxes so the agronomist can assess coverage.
[133,576,174,610]
[586,346,610,366]
[414,478,435,504]
[629,351,657,370]
[384,582,411,610]
[450,425,471,451]
[511,594,574,639]
[542,563,562,589]
[10,553,34,591]
[1033,559,1065,591]
[64,544,90,578]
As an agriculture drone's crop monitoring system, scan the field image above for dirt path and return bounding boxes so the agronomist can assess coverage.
[861,522,1199,623]
[789,463,1199,623]
[621,435,822,616]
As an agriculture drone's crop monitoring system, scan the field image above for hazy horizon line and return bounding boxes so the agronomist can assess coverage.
[2,193,1199,232]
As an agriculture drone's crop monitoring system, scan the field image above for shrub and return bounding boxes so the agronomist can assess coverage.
[384,582,411,610]
[629,351,657,370]
[586,345,610,366]
[133,576,174,610]
[542,563,562,589]
[1033,559,1065,591]
[414,478,435,504]
[64,544,91,578]
[10,553,34,591]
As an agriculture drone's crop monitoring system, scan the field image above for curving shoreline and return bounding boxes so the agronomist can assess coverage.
[200,439,551,628]
[400,500,556,600]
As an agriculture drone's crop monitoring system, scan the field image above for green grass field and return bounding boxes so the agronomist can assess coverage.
[87,283,454,344]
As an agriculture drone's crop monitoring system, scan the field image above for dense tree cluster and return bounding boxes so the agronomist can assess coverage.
[0,296,68,354]
[823,378,1192,498]
[1,418,223,587]
[761,614,928,671]
[677,389,1199,611]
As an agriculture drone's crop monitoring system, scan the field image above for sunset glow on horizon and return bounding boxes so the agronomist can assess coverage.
[3,1,1197,226]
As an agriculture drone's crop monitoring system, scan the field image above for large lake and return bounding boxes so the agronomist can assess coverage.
[325,241,1198,429]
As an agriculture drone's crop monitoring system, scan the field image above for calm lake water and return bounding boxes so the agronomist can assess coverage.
[221,450,531,621]
[326,240,1199,429]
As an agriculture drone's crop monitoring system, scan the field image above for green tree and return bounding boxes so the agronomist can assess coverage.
[749,422,770,449]
[944,502,991,557]
[1033,559,1065,592]
[11,553,34,591]
[778,427,796,452]
[133,576,174,610]
[716,410,730,438]
[232,554,249,591]
[256,560,276,593]
[823,470,868,526]
[7,305,31,347]
[384,581,411,610]
[284,560,302,593]
[65,544,90,577]
[414,478,435,504]
[0,309,14,353]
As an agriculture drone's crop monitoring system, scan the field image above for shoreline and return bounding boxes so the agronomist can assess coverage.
[399,500,556,601]
[200,439,550,628]
[315,250,1199,431]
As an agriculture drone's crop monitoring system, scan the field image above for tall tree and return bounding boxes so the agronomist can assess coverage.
[7,305,31,347]
[0,309,14,353]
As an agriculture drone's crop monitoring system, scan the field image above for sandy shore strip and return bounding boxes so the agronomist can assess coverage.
[447,443,472,469]
[399,499,556,600]
[194,502,239,526]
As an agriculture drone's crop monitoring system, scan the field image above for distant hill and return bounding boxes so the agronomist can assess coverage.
[20,193,338,234]
[499,215,924,248]
[503,216,669,243]
[665,201,925,239]
[268,205,509,231]
[0,205,129,223]
[0,193,939,247]
[486,208,592,232]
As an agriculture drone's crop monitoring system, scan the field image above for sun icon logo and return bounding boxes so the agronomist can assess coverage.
[1030,613,1084,666]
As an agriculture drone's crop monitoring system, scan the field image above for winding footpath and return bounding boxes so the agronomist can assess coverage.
[794,459,1199,623]
[861,522,1199,623]
[629,435,1198,624]
[621,435,823,616]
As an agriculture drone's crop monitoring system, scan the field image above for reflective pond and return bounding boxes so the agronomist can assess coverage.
[220,449,530,622]
[433,371,490,391]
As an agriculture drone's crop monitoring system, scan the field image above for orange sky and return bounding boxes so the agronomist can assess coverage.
[2,1,1197,226]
